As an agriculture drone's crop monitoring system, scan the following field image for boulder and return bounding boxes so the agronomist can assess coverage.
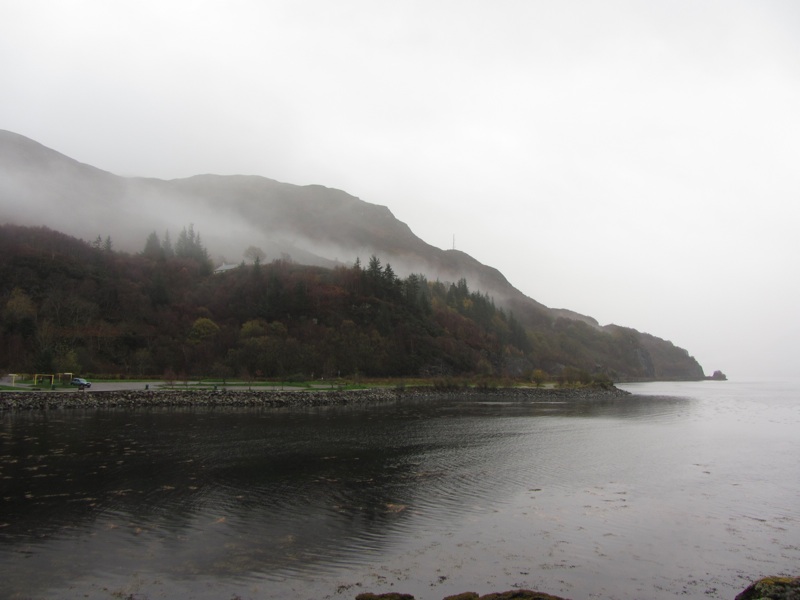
[735,577,800,600]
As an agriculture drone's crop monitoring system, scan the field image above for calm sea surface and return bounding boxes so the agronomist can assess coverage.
[1,380,798,600]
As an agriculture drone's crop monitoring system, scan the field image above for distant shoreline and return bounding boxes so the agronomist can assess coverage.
[0,385,630,411]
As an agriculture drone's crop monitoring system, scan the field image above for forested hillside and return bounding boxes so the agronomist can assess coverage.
[0,224,704,382]
[0,131,709,382]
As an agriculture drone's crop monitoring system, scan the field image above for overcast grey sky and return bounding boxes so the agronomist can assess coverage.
[2,0,799,379]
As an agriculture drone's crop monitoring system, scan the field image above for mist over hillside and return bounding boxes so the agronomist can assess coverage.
[0,129,536,304]
[1,131,512,291]
[0,129,706,380]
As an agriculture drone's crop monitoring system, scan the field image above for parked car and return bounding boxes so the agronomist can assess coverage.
[70,377,91,388]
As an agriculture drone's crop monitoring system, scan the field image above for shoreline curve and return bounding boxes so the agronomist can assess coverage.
[0,385,630,411]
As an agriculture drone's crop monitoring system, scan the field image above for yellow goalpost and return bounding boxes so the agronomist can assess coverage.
[34,374,55,387]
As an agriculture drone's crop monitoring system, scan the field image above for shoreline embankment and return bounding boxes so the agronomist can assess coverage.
[0,385,630,411]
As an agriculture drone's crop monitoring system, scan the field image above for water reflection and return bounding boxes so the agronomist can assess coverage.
[1,389,797,600]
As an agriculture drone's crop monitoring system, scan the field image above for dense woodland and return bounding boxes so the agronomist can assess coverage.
[0,224,701,382]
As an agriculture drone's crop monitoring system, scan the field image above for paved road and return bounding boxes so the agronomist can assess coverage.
[77,381,165,392]
[3,380,339,392]
[3,381,166,392]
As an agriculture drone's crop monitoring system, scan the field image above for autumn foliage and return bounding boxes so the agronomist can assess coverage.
[0,224,705,381]
[0,225,538,380]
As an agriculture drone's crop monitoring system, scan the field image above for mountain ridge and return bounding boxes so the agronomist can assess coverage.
[0,129,706,380]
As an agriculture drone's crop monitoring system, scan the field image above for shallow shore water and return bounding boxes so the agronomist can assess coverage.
[2,380,798,600]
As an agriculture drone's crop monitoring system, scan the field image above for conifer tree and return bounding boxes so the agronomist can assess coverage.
[143,231,163,260]
[162,230,174,259]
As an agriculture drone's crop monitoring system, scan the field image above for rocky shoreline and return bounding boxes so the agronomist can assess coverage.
[0,385,630,411]
[353,576,800,600]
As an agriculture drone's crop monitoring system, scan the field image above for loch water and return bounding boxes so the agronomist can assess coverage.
[1,380,799,600]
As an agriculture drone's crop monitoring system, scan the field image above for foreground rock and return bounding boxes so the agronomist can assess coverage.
[0,385,630,411]
[354,576,800,600]
[735,576,800,600]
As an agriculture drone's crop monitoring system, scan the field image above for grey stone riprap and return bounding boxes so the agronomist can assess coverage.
[0,385,629,411]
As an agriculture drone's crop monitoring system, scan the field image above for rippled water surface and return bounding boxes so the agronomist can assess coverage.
[1,380,799,599]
